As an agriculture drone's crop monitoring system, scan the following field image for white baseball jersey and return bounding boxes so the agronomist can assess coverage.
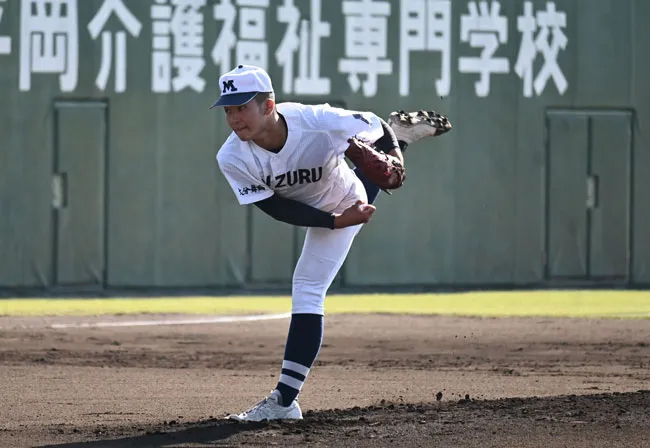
[217,103,384,213]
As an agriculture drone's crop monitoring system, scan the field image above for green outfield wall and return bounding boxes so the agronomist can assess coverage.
[0,0,648,289]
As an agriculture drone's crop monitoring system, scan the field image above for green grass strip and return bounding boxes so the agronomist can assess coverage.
[1,291,649,318]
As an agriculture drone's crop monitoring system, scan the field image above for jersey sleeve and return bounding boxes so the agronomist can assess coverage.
[217,155,273,205]
[315,105,385,155]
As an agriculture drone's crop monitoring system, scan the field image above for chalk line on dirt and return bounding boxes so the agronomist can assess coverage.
[48,313,292,329]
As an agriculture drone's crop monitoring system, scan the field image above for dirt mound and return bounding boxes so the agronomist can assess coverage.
[40,391,650,447]
[1,314,649,447]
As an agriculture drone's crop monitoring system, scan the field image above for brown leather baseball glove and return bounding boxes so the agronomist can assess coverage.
[345,137,406,192]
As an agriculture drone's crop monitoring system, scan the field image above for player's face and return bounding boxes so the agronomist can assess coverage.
[224,101,267,141]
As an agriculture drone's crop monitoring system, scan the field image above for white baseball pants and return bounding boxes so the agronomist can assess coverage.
[291,224,362,315]
[291,176,367,315]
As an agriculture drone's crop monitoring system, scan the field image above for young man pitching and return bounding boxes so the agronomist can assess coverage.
[211,65,451,421]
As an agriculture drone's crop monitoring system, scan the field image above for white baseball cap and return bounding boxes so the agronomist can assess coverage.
[209,65,274,108]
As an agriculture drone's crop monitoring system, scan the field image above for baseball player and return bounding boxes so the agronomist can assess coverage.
[211,65,451,422]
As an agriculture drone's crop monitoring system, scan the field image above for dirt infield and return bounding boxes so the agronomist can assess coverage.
[1,313,649,447]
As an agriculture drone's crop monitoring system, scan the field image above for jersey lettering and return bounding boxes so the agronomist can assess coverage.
[263,166,323,189]
[311,167,323,182]
[287,171,298,186]
[238,183,265,196]
[298,169,310,184]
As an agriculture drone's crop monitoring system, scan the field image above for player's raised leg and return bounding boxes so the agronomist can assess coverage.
[354,110,452,204]
[387,109,452,150]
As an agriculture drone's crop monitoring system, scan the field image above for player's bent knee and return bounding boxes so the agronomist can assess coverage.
[292,283,326,315]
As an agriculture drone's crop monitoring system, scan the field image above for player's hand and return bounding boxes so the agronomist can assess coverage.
[333,200,376,229]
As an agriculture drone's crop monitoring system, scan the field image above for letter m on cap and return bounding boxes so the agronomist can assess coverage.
[222,79,237,93]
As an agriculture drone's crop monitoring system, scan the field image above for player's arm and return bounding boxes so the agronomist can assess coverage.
[217,156,373,229]
[255,195,335,228]
[254,195,374,229]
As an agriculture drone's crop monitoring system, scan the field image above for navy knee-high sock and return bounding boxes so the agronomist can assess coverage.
[275,314,324,406]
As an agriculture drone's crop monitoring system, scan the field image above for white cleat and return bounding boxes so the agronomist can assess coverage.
[387,109,452,145]
[227,390,303,422]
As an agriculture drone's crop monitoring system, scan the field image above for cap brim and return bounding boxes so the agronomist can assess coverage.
[209,92,258,108]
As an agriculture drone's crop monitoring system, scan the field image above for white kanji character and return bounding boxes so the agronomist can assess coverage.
[515,1,567,97]
[534,2,568,95]
[276,0,331,95]
[236,1,269,68]
[211,0,236,72]
[338,0,393,97]
[170,0,206,92]
[294,0,330,95]
[212,1,268,73]
[0,0,11,56]
[19,0,79,92]
[514,1,536,97]
[151,0,173,93]
[88,0,142,93]
[276,0,300,93]
[399,0,451,97]
[458,1,509,97]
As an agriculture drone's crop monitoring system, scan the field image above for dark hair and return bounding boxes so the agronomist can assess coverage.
[254,91,275,105]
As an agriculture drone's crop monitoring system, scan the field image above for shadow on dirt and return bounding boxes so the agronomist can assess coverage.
[39,391,650,448]
[39,419,269,448]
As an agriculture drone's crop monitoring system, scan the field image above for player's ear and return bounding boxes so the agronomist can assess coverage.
[264,98,275,116]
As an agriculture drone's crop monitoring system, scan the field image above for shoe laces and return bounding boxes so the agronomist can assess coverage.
[240,393,278,417]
